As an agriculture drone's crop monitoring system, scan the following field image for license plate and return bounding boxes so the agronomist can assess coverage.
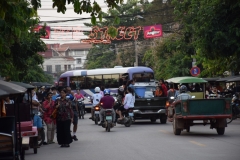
[129,113,134,117]
[95,111,99,114]
[106,116,112,121]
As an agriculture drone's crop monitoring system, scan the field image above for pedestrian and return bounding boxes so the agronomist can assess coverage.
[55,89,73,147]
[42,92,56,144]
[159,79,168,97]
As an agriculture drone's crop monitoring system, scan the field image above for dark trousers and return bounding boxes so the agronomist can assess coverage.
[56,120,72,145]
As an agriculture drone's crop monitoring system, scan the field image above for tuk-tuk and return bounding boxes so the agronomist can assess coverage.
[166,77,232,135]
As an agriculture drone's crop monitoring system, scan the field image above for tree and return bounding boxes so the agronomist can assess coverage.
[172,0,240,75]
[0,0,51,83]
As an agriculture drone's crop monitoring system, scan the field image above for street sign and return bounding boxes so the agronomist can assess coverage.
[190,67,201,76]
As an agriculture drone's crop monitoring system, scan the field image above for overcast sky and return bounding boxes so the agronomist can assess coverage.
[38,1,109,44]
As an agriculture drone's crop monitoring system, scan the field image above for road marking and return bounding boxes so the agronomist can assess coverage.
[160,130,169,133]
[189,141,206,147]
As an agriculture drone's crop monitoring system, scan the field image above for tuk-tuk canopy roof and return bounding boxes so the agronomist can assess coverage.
[30,82,52,87]
[0,89,9,97]
[216,76,239,82]
[202,77,220,82]
[166,77,207,83]
[10,81,35,90]
[0,80,27,95]
[226,76,240,82]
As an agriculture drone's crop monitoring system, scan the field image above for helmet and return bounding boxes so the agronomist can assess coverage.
[180,85,187,93]
[118,86,124,92]
[104,89,111,95]
[94,87,100,93]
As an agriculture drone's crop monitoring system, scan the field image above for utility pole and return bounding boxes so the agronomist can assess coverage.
[134,40,138,66]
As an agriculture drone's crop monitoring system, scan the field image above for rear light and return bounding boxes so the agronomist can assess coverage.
[106,112,112,115]
[128,109,133,112]
[225,101,230,109]
[182,102,188,112]
[100,103,103,105]
[166,101,170,107]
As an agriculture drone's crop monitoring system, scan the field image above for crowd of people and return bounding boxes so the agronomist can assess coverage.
[2,78,239,149]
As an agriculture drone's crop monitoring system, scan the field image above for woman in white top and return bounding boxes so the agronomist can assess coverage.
[117,87,135,120]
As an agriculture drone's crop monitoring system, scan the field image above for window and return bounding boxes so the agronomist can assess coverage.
[133,72,154,82]
[68,65,71,70]
[70,76,85,90]
[75,51,84,55]
[103,74,120,88]
[64,65,67,71]
[76,58,82,64]
[55,65,61,73]
[46,65,52,73]
[86,75,103,89]
[58,77,67,87]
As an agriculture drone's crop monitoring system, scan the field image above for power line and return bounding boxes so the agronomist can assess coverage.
[39,7,174,23]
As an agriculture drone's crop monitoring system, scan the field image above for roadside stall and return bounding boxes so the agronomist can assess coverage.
[165,77,232,136]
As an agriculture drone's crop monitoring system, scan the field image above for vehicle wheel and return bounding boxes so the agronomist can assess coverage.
[107,123,111,132]
[150,118,156,123]
[21,149,25,160]
[173,118,181,135]
[216,127,225,135]
[186,127,190,132]
[226,117,233,124]
[160,116,167,124]
[95,116,98,125]
[34,148,37,154]
[124,118,132,127]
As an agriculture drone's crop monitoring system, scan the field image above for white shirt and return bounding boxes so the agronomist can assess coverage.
[176,93,192,101]
[91,93,103,106]
[123,93,135,108]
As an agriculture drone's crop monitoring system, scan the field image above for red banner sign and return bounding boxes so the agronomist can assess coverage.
[34,25,51,39]
[143,25,162,39]
[81,26,142,44]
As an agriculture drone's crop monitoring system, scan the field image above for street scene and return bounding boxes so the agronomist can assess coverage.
[1,0,240,160]
[25,114,240,160]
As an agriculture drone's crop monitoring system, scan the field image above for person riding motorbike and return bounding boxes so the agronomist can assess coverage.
[175,85,191,101]
[98,89,116,126]
[90,87,103,119]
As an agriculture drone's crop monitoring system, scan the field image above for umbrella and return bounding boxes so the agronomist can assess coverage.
[0,80,27,95]
[0,89,9,97]
[10,81,35,90]
[226,77,240,82]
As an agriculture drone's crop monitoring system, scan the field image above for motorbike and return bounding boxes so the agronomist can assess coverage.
[227,94,240,124]
[92,105,100,125]
[101,109,115,132]
[77,98,85,119]
[116,108,134,127]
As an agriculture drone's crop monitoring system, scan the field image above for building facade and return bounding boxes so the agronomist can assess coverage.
[38,43,92,79]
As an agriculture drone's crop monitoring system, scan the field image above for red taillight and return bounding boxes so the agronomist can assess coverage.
[183,102,188,112]
[106,112,112,115]
[95,107,100,110]
[225,101,230,109]
[128,109,133,112]
[166,101,170,107]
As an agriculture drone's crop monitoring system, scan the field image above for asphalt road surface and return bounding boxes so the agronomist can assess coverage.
[26,114,240,160]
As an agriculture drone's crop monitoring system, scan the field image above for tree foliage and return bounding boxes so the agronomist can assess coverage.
[0,0,52,83]
[172,0,240,76]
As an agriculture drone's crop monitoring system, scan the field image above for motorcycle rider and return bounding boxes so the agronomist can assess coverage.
[175,85,191,101]
[98,89,116,126]
[90,87,103,119]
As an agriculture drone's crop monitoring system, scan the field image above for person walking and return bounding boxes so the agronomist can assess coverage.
[55,89,73,148]
[42,92,56,144]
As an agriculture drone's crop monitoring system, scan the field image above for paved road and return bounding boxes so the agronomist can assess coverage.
[26,114,240,160]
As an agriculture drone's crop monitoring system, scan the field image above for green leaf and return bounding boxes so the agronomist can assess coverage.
[91,15,96,25]
[113,16,120,24]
